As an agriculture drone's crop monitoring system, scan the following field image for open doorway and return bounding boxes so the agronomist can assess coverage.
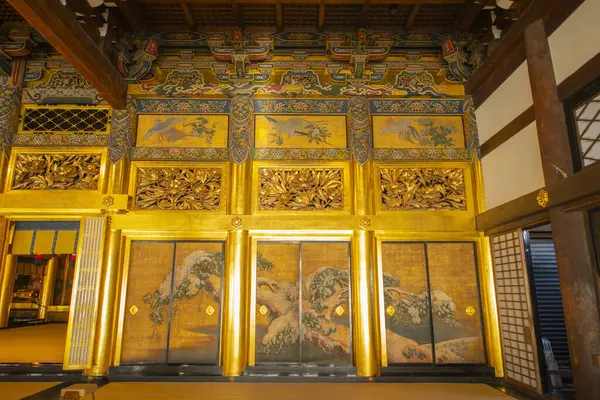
[0,254,76,364]
[523,224,573,398]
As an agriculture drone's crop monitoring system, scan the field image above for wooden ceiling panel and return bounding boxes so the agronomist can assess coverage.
[240,3,277,27]
[283,3,319,28]
[323,4,362,30]
[365,4,411,30]
[141,3,189,30]
[0,0,25,24]
[412,3,462,31]
[191,3,236,28]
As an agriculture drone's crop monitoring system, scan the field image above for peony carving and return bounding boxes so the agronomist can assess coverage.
[380,168,466,211]
[135,167,222,210]
[12,153,101,190]
[258,168,343,211]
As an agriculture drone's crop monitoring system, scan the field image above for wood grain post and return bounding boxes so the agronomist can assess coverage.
[525,19,600,398]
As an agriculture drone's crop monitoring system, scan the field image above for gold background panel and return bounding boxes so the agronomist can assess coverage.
[373,115,465,149]
[120,241,175,363]
[137,115,229,148]
[255,115,347,148]
[167,242,224,364]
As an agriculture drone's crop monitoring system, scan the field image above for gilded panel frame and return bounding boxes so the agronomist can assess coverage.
[373,161,474,216]
[113,231,228,367]
[4,147,109,194]
[247,232,353,366]
[251,161,352,215]
[128,160,230,214]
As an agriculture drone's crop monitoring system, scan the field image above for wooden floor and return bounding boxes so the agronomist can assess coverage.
[95,383,515,400]
[0,382,61,400]
[0,324,67,363]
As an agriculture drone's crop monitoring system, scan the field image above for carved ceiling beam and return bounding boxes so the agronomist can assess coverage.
[180,0,197,30]
[404,3,421,32]
[104,0,145,32]
[318,0,325,31]
[275,0,283,32]
[64,0,101,42]
[8,0,127,109]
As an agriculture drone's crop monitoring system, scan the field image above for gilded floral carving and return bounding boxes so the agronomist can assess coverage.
[380,168,466,211]
[135,167,222,210]
[11,154,101,190]
[258,168,343,211]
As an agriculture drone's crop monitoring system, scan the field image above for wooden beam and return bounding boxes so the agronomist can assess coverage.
[276,0,283,32]
[476,161,600,232]
[478,51,600,158]
[525,19,600,399]
[180,0,197,30]
[8,0,127,109]
[455,1,483,32]
[466,0,586,107]
[479,106,535,157]
[318,0,325,31]
[404,4,421,32]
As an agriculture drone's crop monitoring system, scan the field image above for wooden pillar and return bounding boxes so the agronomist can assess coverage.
[0,255,17,327]
[38,256,58,320]
[525,19,600,398]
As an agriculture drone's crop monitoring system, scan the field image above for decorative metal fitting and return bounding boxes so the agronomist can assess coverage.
[537,189,549,208]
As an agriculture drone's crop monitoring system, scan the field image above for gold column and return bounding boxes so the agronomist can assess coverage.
[106,159,130,195]
[221,159,250,376]
[352,160,379,377]
[471,158,504,377]
[222,228,249,376]
[38,256,58,320]
[0,218,13,328]
[0,254,17,327]
[86,226,122,376]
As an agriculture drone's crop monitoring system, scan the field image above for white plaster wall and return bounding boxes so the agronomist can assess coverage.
[481,123,546,209]
[550,0,600,84]
[475,62,533,144]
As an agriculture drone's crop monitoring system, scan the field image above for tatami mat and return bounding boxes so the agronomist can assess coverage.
[96,383,515,400]
[0,324,67,363]
[0,382,62,400]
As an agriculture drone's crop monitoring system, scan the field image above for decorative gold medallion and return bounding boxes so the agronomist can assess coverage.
[129,305,139,315]
[466,306,476,316]
[205,305,215,316]
[537,189,549,208]
[259,305,269,315]
[231,216,243,229]
[335,305,345,316]
[386,305,396,316]
[359,217,371,229]
[103,196,115,208]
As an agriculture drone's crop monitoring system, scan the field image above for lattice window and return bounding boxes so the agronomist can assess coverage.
[20,107,110,135]
[491,231,541,391]
[573,93,600,167]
